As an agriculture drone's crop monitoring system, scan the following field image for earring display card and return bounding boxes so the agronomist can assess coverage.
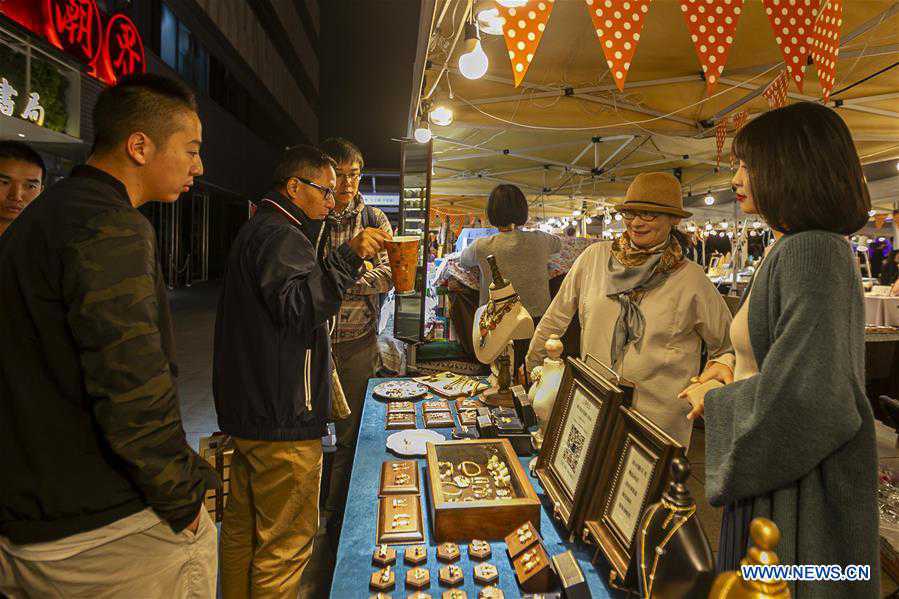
[513,543,556,593]
[505,521,541,560]
[386,411,417,430]
[376,493,425,545]
[387,401,416,414]
[423,400,453,413]
[424,411,454,429]
[379,460,420,496]
[458,398,483,411]
[458,409,479,427]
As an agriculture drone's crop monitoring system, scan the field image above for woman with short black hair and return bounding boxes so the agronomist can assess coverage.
[461,184,561,374]
[681,102,879,596]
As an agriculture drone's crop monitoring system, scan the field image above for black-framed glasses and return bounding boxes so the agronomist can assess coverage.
[336,171,362,183]
[620,209,661,222]
[289,176,335,203]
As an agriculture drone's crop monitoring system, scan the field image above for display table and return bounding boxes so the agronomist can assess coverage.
[332,378,623,598]
[865,295,899,327]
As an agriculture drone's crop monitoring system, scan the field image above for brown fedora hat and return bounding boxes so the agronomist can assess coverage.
[615,172,692,218]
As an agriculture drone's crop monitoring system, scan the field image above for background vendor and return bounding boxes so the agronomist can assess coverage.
[461,184,561,377]
[526,172,734,447]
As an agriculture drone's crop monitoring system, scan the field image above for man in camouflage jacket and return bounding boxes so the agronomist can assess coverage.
[0,75,218,598]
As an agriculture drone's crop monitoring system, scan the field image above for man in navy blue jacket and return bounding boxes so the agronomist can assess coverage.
[213,145,388,598]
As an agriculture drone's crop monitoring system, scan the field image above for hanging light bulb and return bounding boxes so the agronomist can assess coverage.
[704,193,715,206]
[750,230,757,237]
[895,161,899,171]
[705,223,713,231]
[475,0,505,35]
[429,104,454,126]
[718,231,726,238]
[869,210,876,217]
[603,214,612,225]
[496,0,527,6]
[614,213,623,221]
[586,216,593,224]
[413,118,432,144]
[721,221,729,229]
[726,231,734,238]
[459,22,489,80]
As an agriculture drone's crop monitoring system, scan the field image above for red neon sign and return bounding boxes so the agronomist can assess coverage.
[0,0,145,85]
[99,14,145,84]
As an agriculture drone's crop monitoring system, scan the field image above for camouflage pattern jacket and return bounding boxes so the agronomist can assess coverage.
[0,165,217,544]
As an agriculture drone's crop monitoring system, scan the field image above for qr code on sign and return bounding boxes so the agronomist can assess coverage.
[562,427,586,472]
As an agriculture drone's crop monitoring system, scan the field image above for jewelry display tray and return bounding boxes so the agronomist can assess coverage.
[425,438,540,542]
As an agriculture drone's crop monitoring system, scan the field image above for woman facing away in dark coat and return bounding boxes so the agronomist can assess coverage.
[680,102,879,598]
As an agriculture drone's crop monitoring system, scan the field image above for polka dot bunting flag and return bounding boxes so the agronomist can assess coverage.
[730,109,748,168]
[762,0,822,92]
[762,69,789,108]
[679,0,746,93]
[498,0,556,87]
[715,118,728,168]
[583,0,654,92]
[811,0,842,102]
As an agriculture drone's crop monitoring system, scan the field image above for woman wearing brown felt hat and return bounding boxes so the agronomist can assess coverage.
[526,171,735,447]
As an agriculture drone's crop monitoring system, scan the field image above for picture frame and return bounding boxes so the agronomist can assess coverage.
[534,356,631,536]
[581,404,684,589]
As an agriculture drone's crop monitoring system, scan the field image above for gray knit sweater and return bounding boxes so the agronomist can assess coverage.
[704,231,879,598]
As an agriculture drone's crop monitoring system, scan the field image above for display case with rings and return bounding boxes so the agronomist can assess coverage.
[425,439,540,541]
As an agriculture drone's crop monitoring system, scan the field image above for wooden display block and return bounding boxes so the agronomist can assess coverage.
[512,543,556,593]
[372,544,396,567]
[423,400,453,413]
[387,400,415,414]
[425,411,454,428]
[473,563,499,585]
[369,566,395,591]
[458,398,483,411]
[376,494,424,545]
[379,460,420,496]
[406,567,431,590]
[386,412,417,430]
[425,439,540,542]
[468,539,492,560]
[478,587,504,599]
[439,564,464,586]
[551,550,589,599]
[505,521,541,560]
[408,593,432,599]
[458,409,478,426]
[437,542,461,562]
[442,590,467,599]
[404,544,428,565]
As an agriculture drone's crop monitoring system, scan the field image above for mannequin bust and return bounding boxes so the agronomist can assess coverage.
[637,457,715,598]
[472,256,533,407]
[528,334,565,449]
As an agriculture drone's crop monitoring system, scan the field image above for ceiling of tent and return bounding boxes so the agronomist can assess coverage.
[416,0,899,221]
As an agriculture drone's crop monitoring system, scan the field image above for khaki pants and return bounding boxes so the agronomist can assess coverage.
[220,438,322,599]
[0,509,217,598]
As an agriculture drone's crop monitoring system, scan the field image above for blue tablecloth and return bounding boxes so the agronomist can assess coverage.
[331,378,623,598]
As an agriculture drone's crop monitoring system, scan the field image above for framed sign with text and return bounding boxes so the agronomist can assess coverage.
[535,356,632,537]
[582,404,683,589]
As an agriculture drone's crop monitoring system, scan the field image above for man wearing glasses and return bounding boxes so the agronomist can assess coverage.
[319,138,394,546]
[213,145,389,598]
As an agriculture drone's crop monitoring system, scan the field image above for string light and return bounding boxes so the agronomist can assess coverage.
[704,194,715,206]
[459,22,489,80]
[413,118,432,144]
[429,105,454,126]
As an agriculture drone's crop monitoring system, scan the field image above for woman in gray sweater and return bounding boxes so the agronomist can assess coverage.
[682,102,879,597]
[461,184,561,374]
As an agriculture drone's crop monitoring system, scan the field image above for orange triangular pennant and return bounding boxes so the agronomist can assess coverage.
[498,0,556,87]
[584,0,653,92]
[762,0,823,92]
[811,0,842,102]
[680,0,746,93]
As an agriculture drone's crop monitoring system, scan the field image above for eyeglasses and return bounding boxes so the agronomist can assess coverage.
[620,210,662,222]
[336,171,362,183]
[289,177,335,203]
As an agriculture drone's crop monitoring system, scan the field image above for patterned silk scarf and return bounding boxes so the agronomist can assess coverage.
[606,232,684,370]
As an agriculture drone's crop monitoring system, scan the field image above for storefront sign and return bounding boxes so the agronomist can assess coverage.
[0,0,145,85]
[0,77,46,126]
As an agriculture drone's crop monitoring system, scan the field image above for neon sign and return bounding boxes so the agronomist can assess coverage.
[0,0,145,85]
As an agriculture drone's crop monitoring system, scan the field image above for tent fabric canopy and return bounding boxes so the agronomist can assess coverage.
[420,0,899,219]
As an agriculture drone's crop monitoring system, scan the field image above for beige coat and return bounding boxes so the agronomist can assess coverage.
[526,242,734,447]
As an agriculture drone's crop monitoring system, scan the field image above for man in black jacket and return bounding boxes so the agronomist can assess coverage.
[0,75,217,597]
[214,145,389,598]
